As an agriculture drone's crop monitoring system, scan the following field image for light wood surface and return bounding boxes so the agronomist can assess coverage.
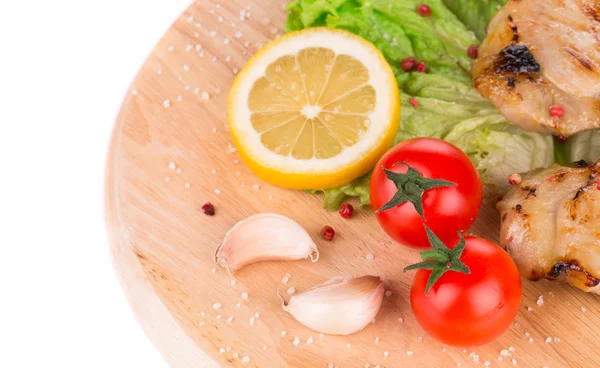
[105,0,600,367]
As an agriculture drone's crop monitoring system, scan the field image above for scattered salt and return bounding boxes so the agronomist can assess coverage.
[168,162,176,170]
[176,96,182,102]
[165,177,171,182]
[385,290,392,298]
[509,346,515,352]
[242,356,250,363]
[199,321,205,327]
[545,337,552,343]
[235,31,243,38]
[219,348,225,353]
[218,16,223,22]
[287,287,295,295]
[235,303,241,308]
[418,336,423,341]
[528,337,534,343]
[216,315,221,320]
[306,337,313,344]
[484,361,491,367]
[527,307,533,311]
[512,359,517,365]
[365,253,374,260]
[407,351,414,356]
[233,353,239,358]
[537,296,544,306]
[183,64,190,72]
[184,183,190,188]
[347,344,351,349]
[441,348,447,352]
[281,331,287,336]
[202,92,210,100]
[293,337,300,346]
[582,306,587,312]
[186,44,193,52]
[319,334,324,339]
[157,69,162,75]
[132,89,138,95]
[241,292,248,300]
[375,337,380,343]
[227,316,233,323]
[212,127,217,133]
[249,317,255,326]
[163,99,171,108]
[168,45,175,52]
[398,317,403,323]
[500,350,509,356]
[554,337,561,342]
[209,30,217,37]
[214,189,221,195]
[384,351,389,357]
[224,38,231,45]
[263,346,267,351]
[252,184,260,190]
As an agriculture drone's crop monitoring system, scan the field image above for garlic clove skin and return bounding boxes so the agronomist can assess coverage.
[281,275,384,335]
[214,213,319,274]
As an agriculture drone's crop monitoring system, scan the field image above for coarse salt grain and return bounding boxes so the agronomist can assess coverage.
[183,64,190,71]
[157,69,162,75]
[163,99,171,108]
[214,189,221,195]
[235,303,241,308]
[287,287,295,294]
[545,337,552,343]
[418,336,423,341]
[199,321,205,327]
[366,253,374,260]
[242,356,250,363]
[384,351,389,357]
[512,359,517,365]
[527,307,533,311]
[306,337,313,344]
[537,296,544,306]
[319,334,324,339]
[219,348,225,353]
[347,344,351,348]
[249,317,255,326]
[255,312,260,318]
[213,303,221,309]
[168,162,176,170]
[554,337,561,342]
[525,332,530,337]
[211,127,217,133]
[230,279,235,286]
[218,16,223,22]
[263,346,267,350]
[224,38,231,45]
[528,337,533,343]
[202,92,210,100]
[500,350,509,356]
[186,44,193,52]
[168,45,175,52]
[509,346,515,352]
[132,89,138,95]
[375,337,380,343]
[226,347,231,351]
[252,184,260,190]
[582,306,587,312]
[233,353,239,358]
[242,292,248,300]
[293,337,300,346]
[176,96,182,102]
[226,56,232,62]
[484,361,491,367]
[235,31,242,38]
[498,357,503,361]
[216,315,221,320]
[209,30,217,37]
[407,351,414,355]
[398,317,403,323]
[385,290,392,298]
[184,183,190,188]
[227,316,233,323]
[212,267,216,272]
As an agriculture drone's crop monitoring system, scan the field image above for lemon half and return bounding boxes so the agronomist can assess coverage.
[228,28,400,189]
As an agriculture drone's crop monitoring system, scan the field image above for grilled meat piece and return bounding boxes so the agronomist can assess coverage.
[497,160,600,293]
[472,0,600,137]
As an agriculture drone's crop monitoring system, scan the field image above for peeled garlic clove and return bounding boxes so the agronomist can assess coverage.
[280,275,384,335]
[214,213,319,274]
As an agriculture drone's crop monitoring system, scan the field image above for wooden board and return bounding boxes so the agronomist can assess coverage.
[104,1,600,366]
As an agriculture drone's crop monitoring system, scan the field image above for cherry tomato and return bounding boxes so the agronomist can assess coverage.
[410,236,522,347]
[369,138,482,248]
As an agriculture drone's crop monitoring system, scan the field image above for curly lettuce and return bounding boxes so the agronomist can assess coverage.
[287,0,553,210]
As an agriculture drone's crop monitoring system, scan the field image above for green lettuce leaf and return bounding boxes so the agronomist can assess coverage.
[286,0,554,210]
[564,130,600,164]
[441,0,506,39]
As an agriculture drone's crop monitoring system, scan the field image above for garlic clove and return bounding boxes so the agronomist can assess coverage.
[280,275,384,335]
[214,213,319,274]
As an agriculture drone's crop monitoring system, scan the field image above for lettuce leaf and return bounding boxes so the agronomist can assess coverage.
[564,130,600,164]
[286,0,553,210]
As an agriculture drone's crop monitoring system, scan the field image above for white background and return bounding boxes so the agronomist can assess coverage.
[0,1,192,367]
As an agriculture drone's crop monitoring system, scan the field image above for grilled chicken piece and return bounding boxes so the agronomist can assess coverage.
[497,160,600,293]
[472,0,600,137]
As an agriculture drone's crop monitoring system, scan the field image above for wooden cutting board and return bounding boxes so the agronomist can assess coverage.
[104,1,600,367]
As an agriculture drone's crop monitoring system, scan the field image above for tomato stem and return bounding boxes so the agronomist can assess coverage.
[404,225,470,294]
[376,162,456,219]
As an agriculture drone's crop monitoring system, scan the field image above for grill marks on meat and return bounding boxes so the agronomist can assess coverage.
[497,161,600,293]
[472,0,600,137]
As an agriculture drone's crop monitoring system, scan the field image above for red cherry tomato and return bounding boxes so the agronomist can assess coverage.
[410,236,522,346]
[369,138,482,248]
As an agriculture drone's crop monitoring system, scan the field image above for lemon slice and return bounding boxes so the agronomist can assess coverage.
[228,28,400,189]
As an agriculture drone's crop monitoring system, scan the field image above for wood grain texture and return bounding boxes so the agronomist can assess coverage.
[105,0,600,367]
